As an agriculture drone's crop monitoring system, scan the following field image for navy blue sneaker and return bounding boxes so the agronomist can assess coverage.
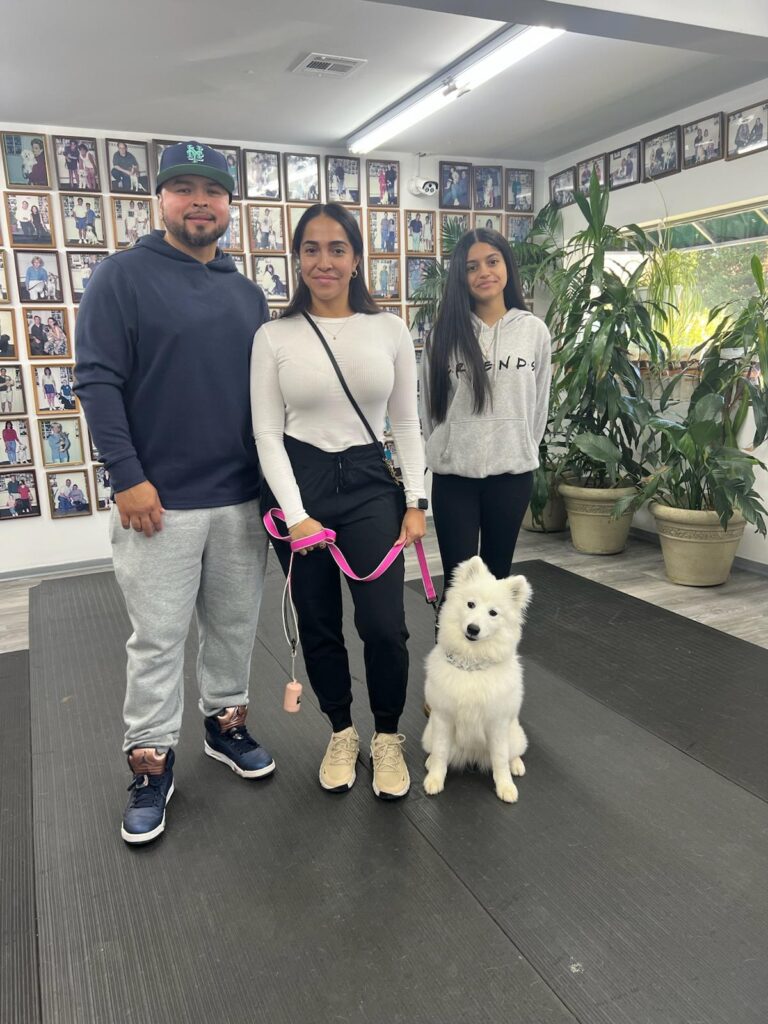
[204,706,275,779]
[121,748,175,845]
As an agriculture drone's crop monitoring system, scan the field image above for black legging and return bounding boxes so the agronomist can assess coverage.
[431,471,533,592]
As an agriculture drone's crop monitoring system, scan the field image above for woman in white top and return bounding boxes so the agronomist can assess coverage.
[251,203,427,800]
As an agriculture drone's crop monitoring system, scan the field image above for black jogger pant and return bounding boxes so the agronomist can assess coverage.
[262,436,408,734]
[431,471,533,592]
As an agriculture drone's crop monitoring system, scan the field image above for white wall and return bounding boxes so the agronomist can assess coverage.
[540,76,768,567]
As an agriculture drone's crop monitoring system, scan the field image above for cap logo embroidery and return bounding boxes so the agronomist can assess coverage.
[186,144,205,164]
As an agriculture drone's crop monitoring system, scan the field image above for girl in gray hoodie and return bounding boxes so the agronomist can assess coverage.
[421,228,551,590]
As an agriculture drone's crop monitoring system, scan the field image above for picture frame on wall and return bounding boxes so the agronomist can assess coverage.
[243,150,281,201]
[247,205,286,253]
[15,251,63,303]
[726,100,768,160]
[0,252,10,303]
[368,210,399,254]
[405,210,435,255]
[439,161,472,210]
[66,252,109,302]
[608,143,640,190]
[5,193,55,248]
[0,365,26,415]
[506,214,534,244]
[230,253,247,276]
[0,470,41,520]
[642,126,681,181]
[24,307,71,359]
[286,205,309,247]
[38,416,85,468]
[682,113,724,168]
[347,207,362,234]
[219,203,243,252]
[326,156,361,204]
[473,165,503,210]
[210,145,241,198]
[406,256,436,301]
[111,197,154,248]
[576,154,607,193]
[0,416,33,467]
[440,212,470,248]
[105,138,151,195]
[548,167,576,207]
[378,304,402,318]
[32,364,78,414]
[0,309,17,358]
[152,139,175,176]
[505,168,534,212]
[53,136,101,191]
[366,160,400,208]
[1,131,51,189]
[474,212,503,233]
[93,465,114,511]
[406,305,433,348]
[60,194,105,247]
[369,258,400,300]
[284,153,320,203]
[251,256,290,302]
[46,469,92,518]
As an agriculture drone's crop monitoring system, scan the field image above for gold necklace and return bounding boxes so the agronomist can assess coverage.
[318,314,356,342]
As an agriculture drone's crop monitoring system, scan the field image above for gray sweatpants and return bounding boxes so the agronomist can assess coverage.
[110,500,268,752]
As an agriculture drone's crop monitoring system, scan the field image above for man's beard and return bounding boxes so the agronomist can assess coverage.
[166,212,228,249]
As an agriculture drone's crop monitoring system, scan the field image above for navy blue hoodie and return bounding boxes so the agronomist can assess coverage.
[75,231,268,508]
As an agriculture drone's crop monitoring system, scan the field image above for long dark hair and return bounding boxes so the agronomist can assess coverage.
[425,228,527,424]
[282,203,380,317]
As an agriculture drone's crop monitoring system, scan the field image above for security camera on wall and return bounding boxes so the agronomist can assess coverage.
[408,176,439,197]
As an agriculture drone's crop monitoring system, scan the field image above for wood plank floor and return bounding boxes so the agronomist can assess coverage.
[1,528,766,654]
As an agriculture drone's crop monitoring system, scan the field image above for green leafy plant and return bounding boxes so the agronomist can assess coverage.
[409,216,465,327]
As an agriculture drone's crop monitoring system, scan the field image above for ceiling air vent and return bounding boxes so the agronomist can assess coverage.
[292,53,367,79]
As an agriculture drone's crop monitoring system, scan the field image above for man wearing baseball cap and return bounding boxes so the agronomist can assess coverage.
[76,141,274,846]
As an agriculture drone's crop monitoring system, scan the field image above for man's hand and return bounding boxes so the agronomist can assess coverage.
[396,509,427,548]
[288,517,326,555]
[114,481,164,537]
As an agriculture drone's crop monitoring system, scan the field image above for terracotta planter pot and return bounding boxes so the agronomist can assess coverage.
[558,482,636,555]
[651,503,745,586]
[522,493,568,533]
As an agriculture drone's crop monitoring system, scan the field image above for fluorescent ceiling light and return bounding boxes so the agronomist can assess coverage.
[347,24,564,154]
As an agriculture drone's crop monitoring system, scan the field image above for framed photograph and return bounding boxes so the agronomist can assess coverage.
[93,464,114,511]
[1,131,51,189]
[405,210,435,255]
[46,469,92,518]
[0,470,40,520]
[369,258,400,300]
[326,156,361,204]
[24,307,71,359]
[67,252,109,302]
[15,251,62,303]
[726,101,768,160]
[368,210,400,254]
[152,139,175,175]
[406,257,436,301]
[53,136,101,191]
[683,113,724,169]
[110,197,153,248]
[0,417,32,468]
[285,205,310,247]
[251,256,290,302]
[106,138,151,195]
[549,168,576,207]
[32,365,78,414]
[406,305,433,348]
[0,251,10,303]
[5,193,55,248]
[243,150,281,201]
[284,153,320,203]
[608,143,640,190]
[577,154,607,193]
[38,416,84,468]
[0,365,26,415]
[473,165,503,210]
[506,214,534,244]
[378,304,402,317]
[367,160,400,208]
[219,203,243,252]
[440,212,470,249]
[347,207,363,235]
[439,161,472,209]
[210,145,241,198]
[0,309,17,359]
[230,253,247,276]
[247,205,286,253]
[267,307,283,321]
[474,212,503,233]
[60,194,105,247]
[505,168,534,212]
[643,126,681,181]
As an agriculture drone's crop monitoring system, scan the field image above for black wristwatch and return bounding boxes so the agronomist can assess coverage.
[416,498,429,511]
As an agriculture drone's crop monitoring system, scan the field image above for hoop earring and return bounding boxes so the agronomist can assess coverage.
[351,269,358,279]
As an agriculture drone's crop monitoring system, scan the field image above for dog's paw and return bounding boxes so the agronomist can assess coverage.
[424,772,445,796]
[510,756,525,777]
[495,780,519,803]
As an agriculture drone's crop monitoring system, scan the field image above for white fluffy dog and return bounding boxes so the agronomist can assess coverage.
[422,557,532,803]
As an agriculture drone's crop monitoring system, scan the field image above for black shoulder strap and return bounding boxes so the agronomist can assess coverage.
[301,311,379,447]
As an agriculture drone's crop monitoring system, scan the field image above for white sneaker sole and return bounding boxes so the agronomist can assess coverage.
[319,766,357,792]
[370,758,410,800]
[120,781,175,845]
[204,742,276,778]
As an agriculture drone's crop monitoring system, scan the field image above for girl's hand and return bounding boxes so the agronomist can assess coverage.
[396,509,426,548]
[288,517,327,555]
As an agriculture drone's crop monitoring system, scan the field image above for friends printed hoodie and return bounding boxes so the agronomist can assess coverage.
[420,308,551,478]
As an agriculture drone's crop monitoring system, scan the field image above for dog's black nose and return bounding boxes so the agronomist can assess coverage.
[466,623,480,638]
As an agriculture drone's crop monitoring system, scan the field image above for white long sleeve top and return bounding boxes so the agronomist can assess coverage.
[251,311,426,527]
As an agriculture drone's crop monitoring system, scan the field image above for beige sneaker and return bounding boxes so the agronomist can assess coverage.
[370,732,410,800]
[319,726,359,792]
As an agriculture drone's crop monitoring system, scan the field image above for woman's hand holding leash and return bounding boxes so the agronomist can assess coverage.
[288,517,327,555]
[397,508,427,548]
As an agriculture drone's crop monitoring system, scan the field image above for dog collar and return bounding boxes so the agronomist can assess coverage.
[444,651,494,672]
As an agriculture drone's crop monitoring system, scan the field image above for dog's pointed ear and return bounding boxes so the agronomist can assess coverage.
[451,556,487,586]
[506,574,532,611]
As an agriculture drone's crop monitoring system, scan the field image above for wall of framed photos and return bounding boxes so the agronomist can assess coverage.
[0,118,547,576]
